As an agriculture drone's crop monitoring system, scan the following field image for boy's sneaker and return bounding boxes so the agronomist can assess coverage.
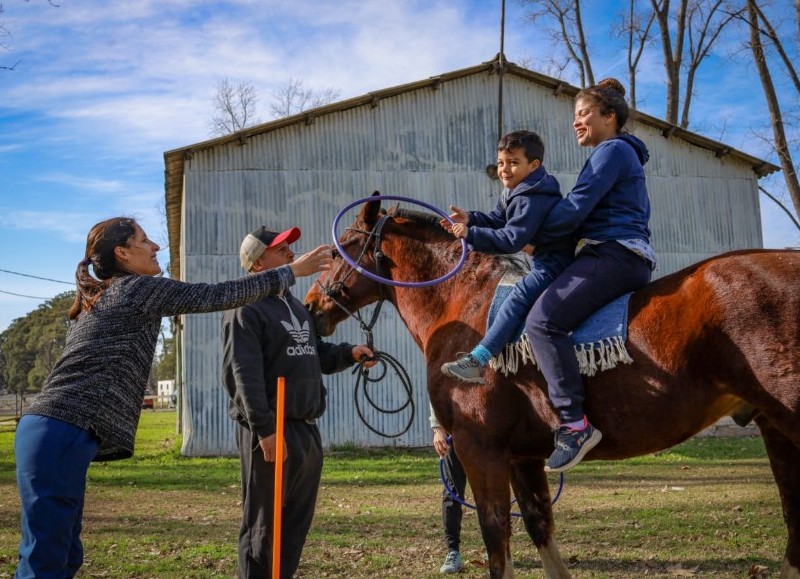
[441,353,485,384]
[545,423,602,473]
[440,550,463,574]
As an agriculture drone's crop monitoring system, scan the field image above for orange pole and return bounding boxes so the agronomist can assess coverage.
[272,376,286,579]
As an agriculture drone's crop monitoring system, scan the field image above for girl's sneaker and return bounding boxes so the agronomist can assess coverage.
[545,423,602,472]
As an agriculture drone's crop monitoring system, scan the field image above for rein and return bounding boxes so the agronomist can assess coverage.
[317,213,415,438]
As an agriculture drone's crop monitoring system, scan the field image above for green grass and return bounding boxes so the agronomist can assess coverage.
[0,413,785,578]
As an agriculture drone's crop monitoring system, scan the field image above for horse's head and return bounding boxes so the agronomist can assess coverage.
[305,192,389,336]
[305,192,462,337]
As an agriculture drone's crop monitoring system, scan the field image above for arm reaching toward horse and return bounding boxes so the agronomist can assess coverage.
[451,223,468,239]
[289,244,333,277]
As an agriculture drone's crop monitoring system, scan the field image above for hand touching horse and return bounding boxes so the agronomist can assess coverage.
[305,195,800,579]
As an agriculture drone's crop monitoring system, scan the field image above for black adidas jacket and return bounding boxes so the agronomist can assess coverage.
[221,290,356,440]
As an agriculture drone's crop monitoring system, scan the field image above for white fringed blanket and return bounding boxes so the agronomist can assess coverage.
[486,271,634,377]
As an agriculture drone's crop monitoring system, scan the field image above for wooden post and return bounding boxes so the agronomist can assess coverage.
[272,376,286,579]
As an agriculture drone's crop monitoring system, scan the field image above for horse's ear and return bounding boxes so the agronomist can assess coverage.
[359,190,382,227]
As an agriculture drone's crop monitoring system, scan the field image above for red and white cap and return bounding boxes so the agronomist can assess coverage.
[239,225,301,272]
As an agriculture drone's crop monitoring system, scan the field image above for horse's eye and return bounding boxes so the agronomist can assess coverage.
[331,249,340,259]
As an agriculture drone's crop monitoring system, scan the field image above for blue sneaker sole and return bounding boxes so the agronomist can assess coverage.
[544,428,603,473]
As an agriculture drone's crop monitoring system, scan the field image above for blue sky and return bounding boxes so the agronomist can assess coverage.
[0,0,798,332]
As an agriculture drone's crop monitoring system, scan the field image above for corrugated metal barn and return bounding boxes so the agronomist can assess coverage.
[164,57,778,457]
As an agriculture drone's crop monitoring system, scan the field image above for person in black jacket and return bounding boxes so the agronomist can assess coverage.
[221,225,374,579]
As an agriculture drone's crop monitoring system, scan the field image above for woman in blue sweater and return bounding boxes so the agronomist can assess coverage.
[13,217,336,579]
[526,78,656,473]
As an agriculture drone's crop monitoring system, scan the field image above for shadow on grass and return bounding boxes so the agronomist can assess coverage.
[509,555,783,577]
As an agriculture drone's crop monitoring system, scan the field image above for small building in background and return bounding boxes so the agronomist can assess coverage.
[157,379,176,398]
[163,56,778,457]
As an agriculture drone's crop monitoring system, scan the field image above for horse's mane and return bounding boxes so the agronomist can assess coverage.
[390,207,442,229]
[387,206,528,276]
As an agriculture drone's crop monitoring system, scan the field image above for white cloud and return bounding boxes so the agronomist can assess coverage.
[0,143,23,154]
[0,209,96,242]
[6,1,501,158]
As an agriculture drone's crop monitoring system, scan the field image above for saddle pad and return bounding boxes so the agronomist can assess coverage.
[487,271,634,377]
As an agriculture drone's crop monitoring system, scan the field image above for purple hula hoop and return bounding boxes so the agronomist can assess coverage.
[331,195,468,288]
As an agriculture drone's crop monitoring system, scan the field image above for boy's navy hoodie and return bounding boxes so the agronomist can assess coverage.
[535,134,651,246]
[465,165,568,254]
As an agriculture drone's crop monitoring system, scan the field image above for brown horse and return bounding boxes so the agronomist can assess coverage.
[304,196,800,579]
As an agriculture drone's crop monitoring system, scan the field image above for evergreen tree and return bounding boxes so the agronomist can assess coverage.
[0,291,74,394]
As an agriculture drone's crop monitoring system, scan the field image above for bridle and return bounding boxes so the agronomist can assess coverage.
[315,212,415,439]
[312,196,466,439]
[315,213,393,349]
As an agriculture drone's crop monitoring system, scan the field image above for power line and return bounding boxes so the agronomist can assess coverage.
[0,289,53,300]
[0,268,72,285]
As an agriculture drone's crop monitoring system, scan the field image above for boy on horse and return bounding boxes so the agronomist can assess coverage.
[440,129,574,385]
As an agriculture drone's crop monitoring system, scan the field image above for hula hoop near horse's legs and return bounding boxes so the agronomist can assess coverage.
[306,193,800,579]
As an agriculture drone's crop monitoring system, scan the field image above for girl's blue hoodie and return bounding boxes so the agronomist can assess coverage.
[466,166,569,254]
[534,134,651,246]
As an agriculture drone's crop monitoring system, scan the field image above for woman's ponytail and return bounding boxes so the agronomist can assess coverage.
[68,218,137,320]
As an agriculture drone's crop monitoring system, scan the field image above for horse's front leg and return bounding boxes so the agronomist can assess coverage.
[457,443,514,579]
[509,457,571,579]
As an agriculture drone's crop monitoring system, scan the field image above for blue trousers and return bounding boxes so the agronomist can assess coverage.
[441,443,466,552]
[525,242,652,423]
[480,249,574,357]
[15,415,99,579]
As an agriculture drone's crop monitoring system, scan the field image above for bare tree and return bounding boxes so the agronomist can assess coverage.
[208,77,342,135]
[760,186,800,234]
[519,0,595,87]
[521,0,735,127]
[616,0,656,108]
[746,0,800,221]
[1,0,60,71]
[209,78,261,136]
[651,0,688,124]
[679,1,743,127]
[745,1,800,95]
[796,0,800,52]
[269,78,341,119]
[650,0,740,127]
[0,4,21,71]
